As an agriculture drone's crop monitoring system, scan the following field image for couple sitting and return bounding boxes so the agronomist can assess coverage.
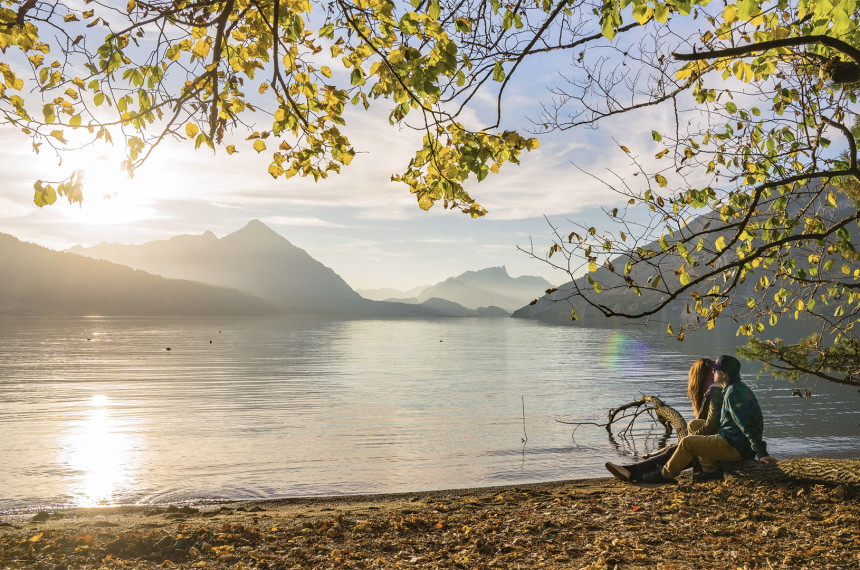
[605,354,776,483]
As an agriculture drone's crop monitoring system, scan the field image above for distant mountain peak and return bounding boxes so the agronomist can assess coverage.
[474,266,508,276]
[244,219,269,231]
[240,219,280,235]
[222,219,291,247]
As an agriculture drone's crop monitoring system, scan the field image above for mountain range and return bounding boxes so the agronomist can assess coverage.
[358,266,554,313]
[0,233,281,316]
[68,220,374,316]
[0,220,534,318]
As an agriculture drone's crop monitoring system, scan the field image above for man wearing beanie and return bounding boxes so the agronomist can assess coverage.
[643,354,777,483]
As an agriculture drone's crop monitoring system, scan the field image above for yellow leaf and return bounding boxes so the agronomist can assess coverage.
[268,163,284,178]
[226,145,236,155]
[127,0,136,12]
[723,4,738,23]
[321,66,332,78]
[715,236,726,252]
[185,123,199,138]
[619,145,630,153]
[588,261,597,273]
[253,139,266,153]
[675,64,694,81]
[29,533,43,542]
[192,39,211,59]
[655,173,668,187]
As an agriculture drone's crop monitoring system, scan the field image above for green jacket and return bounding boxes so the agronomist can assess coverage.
[689,387,724,436]
[718,379,768,460]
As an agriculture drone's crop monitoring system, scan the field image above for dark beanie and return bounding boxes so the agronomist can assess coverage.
[713,355,741,381]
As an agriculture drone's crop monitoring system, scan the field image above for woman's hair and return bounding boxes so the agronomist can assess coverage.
[687,357,714,417]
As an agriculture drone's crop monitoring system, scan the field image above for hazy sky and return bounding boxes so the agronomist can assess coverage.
[0,20,673,292]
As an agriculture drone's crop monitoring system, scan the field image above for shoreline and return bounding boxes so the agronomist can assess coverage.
[1,477,615,525]
[2,475,858,568]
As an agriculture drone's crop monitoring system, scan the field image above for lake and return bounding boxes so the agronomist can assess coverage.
[1,316,857,512]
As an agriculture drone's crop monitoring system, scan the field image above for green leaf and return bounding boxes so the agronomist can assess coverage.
[492,61,505,82]
[428,0,441,20]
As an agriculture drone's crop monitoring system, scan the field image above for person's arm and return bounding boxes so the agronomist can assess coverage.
[689,390,722,436]
[724,386,771,460]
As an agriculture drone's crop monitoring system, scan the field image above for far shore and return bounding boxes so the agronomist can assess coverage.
[2,474,858,568]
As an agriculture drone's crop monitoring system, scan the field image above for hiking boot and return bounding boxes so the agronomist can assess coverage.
[692,469,724,482]
[641,469,674,484]
[604,462,632,482]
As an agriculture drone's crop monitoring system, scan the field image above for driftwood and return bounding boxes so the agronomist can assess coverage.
[560,394,860,487]
[606,396,689,439]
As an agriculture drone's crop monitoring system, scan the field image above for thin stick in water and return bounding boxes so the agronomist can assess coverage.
[521,396,528,445]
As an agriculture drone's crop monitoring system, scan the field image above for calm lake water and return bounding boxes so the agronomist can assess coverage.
[1,317,857,512]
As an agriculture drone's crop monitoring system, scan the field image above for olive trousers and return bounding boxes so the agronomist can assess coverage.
[661,418,743,479]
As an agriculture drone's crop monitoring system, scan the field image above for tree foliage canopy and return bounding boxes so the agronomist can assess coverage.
[3,0,860,384]
[530,0,860,387]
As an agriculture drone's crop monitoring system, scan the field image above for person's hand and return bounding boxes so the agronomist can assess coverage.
[759,456,777,464]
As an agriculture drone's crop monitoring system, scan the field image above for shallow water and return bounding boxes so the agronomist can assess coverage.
[1,316,857,512]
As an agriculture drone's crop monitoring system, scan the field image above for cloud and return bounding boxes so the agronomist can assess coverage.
[261,215,347,228]
[0,196,31,219]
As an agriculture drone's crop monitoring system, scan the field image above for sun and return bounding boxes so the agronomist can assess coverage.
[59,147,157,226]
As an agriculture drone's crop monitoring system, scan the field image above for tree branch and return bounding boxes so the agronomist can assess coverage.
[208,0,234,143]
[674,35,860,67]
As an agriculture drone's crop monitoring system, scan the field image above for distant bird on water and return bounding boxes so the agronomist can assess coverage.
[166,347,172,351]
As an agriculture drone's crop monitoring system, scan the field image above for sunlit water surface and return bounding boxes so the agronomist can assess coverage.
[1,317,857,512]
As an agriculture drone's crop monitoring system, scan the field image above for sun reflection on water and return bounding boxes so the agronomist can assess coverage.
[63,394,138,507]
